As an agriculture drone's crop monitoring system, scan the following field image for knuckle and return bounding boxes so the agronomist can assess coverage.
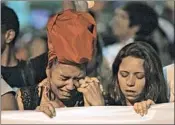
[84,88,88,93]
[138,105,142,110]
[79,79,84,83]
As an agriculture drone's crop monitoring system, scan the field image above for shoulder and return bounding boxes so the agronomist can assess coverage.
[163,64,174,81]
[163,64,174,102]
[166,64,174,74]
[163,64,174,71]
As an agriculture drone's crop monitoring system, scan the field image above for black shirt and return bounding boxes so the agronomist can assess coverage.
[1,52,48,88]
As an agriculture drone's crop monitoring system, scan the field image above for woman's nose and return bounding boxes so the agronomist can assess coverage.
[65,79,75,90]
[126,75,135,87]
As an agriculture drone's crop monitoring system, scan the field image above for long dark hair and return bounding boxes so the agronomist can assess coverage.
[110,41,169,105]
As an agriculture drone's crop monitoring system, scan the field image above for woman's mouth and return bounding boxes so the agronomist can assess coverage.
[126,90,135,92]
[125,90,136,96]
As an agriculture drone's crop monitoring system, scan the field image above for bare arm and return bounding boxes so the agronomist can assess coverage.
[16,89,24,110]
[74,1,88,12]
[63,1,88,12]
[63,1,75,11]
[1,92,18,110]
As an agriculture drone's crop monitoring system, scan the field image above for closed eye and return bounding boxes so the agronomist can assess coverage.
[120,71,129,77]
[60,75,70,81]
[135,73,145,79]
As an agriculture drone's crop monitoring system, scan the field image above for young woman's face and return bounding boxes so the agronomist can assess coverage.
[117,56,146,103]
[50,63,86,101]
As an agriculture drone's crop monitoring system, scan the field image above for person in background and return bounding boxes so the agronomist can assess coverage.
[163,64,174,102]
[107,42,169,116]
[103,2,159,68]
[1,76,18,110]
[1,5,48,88]
[29,34,48,59]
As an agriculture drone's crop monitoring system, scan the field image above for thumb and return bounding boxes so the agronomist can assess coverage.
[146,99,155,108]
[77,87,87,94]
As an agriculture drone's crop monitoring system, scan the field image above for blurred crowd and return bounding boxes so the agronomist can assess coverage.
[2,1,174,66]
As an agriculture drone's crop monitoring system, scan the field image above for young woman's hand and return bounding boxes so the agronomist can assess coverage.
[36,102,56,118]
[133,99,155,116]
[35,86,58,118]
[77,77,105,106]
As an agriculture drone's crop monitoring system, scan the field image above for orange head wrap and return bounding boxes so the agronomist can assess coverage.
[47,9,97,65]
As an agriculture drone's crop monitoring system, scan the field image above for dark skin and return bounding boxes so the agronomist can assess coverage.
[36,63,104,118]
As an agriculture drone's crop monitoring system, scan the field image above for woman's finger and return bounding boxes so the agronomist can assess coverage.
[146,99,155,108]
[79,79,88,88]
[43,106,53,118]
[85,76,91,82]
[141,101,147,115]
[137,103,144,116]
[90,77,100,83]
[77,87,88,94]
[80,83,89,88]
[48,103,56,117]
[36,105,53,118]
[79,79,85,85]
[133,103,138,114]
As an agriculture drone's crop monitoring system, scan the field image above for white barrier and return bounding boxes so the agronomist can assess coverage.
[1,102,174,124]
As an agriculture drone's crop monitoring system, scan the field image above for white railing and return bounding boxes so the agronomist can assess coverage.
[1,102,174,124]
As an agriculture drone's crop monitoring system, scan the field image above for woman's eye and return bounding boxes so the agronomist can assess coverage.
[120,71,129,77]
[61,77,69,81]
[136,74,145,79]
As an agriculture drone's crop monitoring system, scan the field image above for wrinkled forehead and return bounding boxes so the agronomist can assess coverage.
[52,63,86,78]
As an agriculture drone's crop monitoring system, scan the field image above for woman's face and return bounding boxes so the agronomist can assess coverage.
[49,63,86,101]
[117,56,146,103]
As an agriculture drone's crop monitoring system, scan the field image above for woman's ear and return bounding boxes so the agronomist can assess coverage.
[5,29,16,44]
